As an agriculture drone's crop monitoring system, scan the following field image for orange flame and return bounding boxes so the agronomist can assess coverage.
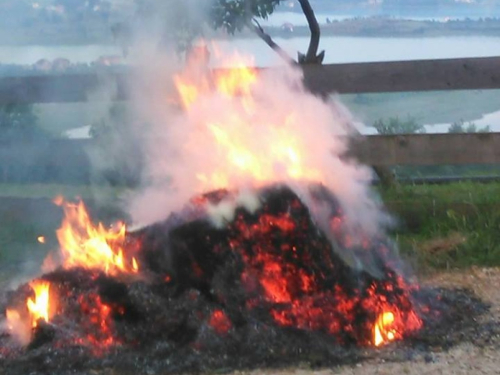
[53,197,138,276]
[214,65,257,97]
[27,281,51,327]
[5,281,53,344]
[173,56,325,192]
[373,311,397,347]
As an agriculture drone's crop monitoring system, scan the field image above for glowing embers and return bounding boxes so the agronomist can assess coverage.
[224,187,423,347]
[53,196,139,276]
[209,310,232,335]
[74,293,117,353]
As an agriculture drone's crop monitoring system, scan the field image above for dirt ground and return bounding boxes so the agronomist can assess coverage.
[229,267,500,375]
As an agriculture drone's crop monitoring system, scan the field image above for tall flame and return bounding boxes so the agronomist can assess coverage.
[27,281,50,327]
[53,197,138,275]
[173,56,326,193]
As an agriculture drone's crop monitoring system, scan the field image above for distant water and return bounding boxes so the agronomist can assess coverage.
[1,36,498,67]
[423,109,500,134]
[215,36,500,66]
[355,109,500,135]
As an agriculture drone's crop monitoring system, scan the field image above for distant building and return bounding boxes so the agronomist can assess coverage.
[281,22,294,33]
[34,59,52,72]
[52,58,71,71]
[95,55,123,66]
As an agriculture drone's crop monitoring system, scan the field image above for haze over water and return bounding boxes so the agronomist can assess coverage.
[0,36,499,66]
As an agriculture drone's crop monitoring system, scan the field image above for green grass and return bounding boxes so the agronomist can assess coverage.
[379,182,500,269]
[379,181,500,204]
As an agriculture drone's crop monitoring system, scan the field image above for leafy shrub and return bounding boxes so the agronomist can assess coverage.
[448,119,491,133]
[373,116,425,135]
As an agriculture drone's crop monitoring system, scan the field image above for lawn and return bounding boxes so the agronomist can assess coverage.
[380,182,500,269]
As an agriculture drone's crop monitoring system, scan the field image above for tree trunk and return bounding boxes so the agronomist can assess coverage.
[297,0,323,64]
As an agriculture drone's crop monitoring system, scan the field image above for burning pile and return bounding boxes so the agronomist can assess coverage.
[1,185,425,364]
[136,184,424,347]
[0,55,488,373]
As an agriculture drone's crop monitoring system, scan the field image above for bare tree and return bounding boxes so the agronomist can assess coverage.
[211,0,325,65]
[121,0,325,65]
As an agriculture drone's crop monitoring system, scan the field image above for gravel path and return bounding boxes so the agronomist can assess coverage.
[229,267,500,375]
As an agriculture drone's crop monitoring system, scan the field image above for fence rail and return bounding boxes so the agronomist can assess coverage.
[1,56,499,104]
[0,56,499,184]
[348,132,500,166]
[1,134,500,184]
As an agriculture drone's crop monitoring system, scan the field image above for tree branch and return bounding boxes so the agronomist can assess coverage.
[247,19,297,66]
[297,0,324,64]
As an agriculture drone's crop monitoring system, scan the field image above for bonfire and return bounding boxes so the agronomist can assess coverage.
[0,55,487,374]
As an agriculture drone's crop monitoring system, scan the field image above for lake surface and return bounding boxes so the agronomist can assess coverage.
[422,109,500,134]
[1,36,499,67]
[216,36,500,66]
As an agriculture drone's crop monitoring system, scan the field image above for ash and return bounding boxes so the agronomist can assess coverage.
[0,185,491,375]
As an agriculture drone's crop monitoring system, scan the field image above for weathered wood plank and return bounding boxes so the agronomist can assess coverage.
[301,56,500,95]
[0,56,499,104]
[348,132,500,166]
[0,133,499,185]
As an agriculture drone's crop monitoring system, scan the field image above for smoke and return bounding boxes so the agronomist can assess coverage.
[105,1,395,267]
[2,310,31,346]
[125,54,388,231]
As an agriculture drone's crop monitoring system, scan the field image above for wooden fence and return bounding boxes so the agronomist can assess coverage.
[0,56,500,184]
[1,56,499,104]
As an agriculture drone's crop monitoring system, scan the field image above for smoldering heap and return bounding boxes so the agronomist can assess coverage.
[0,184,489,375]
[0,49,491,374]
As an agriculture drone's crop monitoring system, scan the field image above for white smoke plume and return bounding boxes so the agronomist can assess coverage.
[125,56,388,233]
[117,1,392,245]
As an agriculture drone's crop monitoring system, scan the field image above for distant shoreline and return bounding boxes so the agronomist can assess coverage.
[259,17,500,39]
[1,17,500,46]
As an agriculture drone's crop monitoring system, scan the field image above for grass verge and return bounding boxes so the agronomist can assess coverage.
[380,182,500,269]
